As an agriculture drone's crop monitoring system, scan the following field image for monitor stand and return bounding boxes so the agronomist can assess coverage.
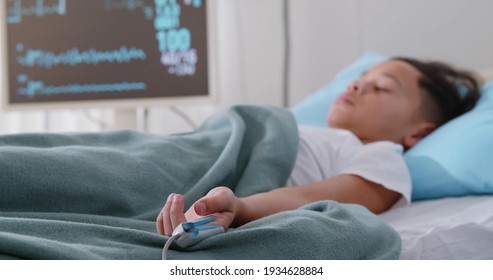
[113,108,138,130]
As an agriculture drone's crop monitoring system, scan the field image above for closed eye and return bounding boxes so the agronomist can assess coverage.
[375,86,391,93]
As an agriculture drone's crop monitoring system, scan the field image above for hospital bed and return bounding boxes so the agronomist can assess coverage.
[380,195,493,259]
[0,54,491,260]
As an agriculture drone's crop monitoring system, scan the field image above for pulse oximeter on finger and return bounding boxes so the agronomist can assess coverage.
[162,215,225,260]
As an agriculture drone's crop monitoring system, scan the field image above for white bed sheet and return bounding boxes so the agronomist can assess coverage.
[379,195,493,260]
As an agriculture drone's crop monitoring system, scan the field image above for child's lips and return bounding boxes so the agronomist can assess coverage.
[337,93,355,106]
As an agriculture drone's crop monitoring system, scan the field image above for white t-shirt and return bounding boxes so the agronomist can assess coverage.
[286,126,411,207]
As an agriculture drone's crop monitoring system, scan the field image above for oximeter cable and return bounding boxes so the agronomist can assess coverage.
[161,215,225,260]
[162,234,180,260]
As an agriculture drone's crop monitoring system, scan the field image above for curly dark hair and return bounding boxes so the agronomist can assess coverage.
[392,57,482,126]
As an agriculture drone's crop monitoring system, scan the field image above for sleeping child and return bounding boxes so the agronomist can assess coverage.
[157,57,481,236]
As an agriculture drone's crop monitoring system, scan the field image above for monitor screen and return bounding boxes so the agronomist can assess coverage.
[1,0,213,109]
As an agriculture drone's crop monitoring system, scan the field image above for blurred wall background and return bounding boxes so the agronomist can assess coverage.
[1,0,492,134]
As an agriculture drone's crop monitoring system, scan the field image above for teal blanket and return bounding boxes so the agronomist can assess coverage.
[0,105,400,259]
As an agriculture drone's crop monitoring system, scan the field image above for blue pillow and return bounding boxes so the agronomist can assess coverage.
[406,80,493,200]
[291,51,493,201]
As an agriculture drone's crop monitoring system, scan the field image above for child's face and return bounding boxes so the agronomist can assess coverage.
[327,60,429,146]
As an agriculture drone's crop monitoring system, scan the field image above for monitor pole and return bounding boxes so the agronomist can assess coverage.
[113,108,138,130]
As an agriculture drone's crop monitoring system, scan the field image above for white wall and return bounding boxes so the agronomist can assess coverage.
[213,0,493,110]
[288,0,493,105]
[288,0,362,105]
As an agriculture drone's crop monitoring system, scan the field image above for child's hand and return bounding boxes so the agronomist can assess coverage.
[156,186,237,236]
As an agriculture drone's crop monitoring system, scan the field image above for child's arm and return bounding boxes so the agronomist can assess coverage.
[233,174,400,227]
[156,174,400,236]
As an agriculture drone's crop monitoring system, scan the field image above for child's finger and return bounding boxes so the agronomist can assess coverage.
[195,188,234,216]
[156,209,164,235]
[170,194,187,230]
[163,193,175,236]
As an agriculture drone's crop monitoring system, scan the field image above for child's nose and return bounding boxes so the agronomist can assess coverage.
[348,80,366,95]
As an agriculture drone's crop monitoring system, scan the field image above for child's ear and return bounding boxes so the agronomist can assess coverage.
[403,122,436,149]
